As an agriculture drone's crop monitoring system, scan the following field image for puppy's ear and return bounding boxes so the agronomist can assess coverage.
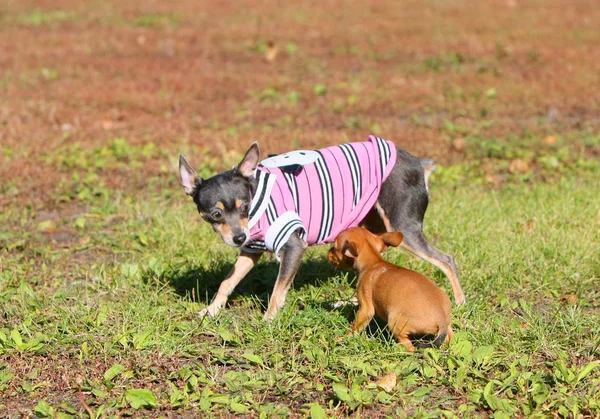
[235,142,260,178]
[179,154,201,196]
[381,232,404,248]
[343,241,359,258]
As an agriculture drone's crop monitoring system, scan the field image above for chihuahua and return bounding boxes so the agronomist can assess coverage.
[328,227,454,351]
[179,136,464,320]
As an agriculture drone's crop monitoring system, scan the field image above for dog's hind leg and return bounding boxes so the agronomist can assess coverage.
[375,149,466,304]
[399,228,465,305]
[198,250,263,318]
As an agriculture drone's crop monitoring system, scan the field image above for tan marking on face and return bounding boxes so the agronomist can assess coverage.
[214,223,232,241]
[240,217,248,230]
[235,200,243,209]
[215,201,225,210]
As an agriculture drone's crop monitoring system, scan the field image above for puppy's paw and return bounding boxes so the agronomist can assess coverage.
[334,330,356,342]
[331,297,358,309]
[197,305,221,318]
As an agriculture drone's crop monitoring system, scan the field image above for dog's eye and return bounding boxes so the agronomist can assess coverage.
[240,204,249,216]
[210,210,222,220]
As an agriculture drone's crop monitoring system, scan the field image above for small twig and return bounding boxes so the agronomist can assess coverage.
[78,392,94,419]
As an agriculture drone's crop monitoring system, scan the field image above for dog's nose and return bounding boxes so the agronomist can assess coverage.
[233,233,247,246]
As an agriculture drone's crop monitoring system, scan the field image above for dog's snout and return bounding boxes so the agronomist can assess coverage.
[233,233,247,246]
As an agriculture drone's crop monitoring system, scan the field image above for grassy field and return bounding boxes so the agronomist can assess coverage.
[1,0,600,417]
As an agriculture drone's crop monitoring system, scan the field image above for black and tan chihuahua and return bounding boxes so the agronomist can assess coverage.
[179,139,465,320]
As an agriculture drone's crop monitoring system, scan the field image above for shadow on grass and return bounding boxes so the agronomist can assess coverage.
[154,255,341,310]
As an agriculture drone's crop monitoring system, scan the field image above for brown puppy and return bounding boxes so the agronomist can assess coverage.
[328,227,454,352]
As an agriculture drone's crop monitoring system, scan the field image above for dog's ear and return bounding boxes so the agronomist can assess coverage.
[343,241,359,259]
[179,154,201,196]
[235,142,260,178]
[381,232,404,248]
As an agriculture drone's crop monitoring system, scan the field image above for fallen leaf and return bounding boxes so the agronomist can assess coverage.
[37,220,57,233]
[543,135,557,146]
[264,41,278,62]
[451,137,466,152]
[559,294,578,305]
[524,216,537,233]
[376,371,397,392]
[509,158,530,174]
[484,174,502,186]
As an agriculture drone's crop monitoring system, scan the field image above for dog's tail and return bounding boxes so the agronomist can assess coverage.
[420,159,436,192]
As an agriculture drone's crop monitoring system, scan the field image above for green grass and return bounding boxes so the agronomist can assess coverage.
[1,161,599,417]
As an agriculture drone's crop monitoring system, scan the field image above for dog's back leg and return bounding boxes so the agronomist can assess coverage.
[374,148,466,304]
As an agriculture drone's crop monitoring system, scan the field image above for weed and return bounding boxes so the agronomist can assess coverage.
[15,10,75,26]
[2,169,598,416]
[130,13,181,28]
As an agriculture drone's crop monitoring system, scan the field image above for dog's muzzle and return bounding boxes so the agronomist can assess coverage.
[233,233,247,246]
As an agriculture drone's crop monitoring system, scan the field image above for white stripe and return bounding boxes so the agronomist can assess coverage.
[284,172,299,210]
[380,137,391,167]
[264,211,306,259]
[376,137,386,176]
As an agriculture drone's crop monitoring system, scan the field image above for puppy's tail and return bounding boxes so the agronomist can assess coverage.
[431,324,449,347]
[413,323,452,349]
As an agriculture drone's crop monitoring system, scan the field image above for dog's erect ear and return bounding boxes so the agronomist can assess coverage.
[179,154,201,196]
[343,241,359,259]
[380,232,404,248]
[235,142,260,178]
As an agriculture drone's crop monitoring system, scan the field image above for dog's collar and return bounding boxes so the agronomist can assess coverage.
[248,168,276,229]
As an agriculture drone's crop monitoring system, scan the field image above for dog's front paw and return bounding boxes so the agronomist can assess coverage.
[197,304,221,318]
[263,309,277,322]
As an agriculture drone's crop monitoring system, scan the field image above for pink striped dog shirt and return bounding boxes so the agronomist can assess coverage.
[243,136,397,256]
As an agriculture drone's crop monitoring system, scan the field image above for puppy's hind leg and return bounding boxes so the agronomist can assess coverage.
[198,250,262,318]
[264,230,307,321]
[396,334,416,352]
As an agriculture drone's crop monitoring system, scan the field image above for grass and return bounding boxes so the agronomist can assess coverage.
[1,0,599,416]
[1,155,599,417]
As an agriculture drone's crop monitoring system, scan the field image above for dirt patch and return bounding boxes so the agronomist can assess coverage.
[2,0,599,207]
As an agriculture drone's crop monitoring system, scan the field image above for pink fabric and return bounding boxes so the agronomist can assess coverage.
[246,136,397,253]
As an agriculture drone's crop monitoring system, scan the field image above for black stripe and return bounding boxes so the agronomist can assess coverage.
[284,172,299,211]
[315,152,333,242]
[266,197,277,224]
[314,155,328,242]
[249,172,269,219]
[273,220,303,253]
[318,151,335,241]
[339,144,360,208]
[381,138,391,166]
[346,144,362,206]
[245,240,266,250]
